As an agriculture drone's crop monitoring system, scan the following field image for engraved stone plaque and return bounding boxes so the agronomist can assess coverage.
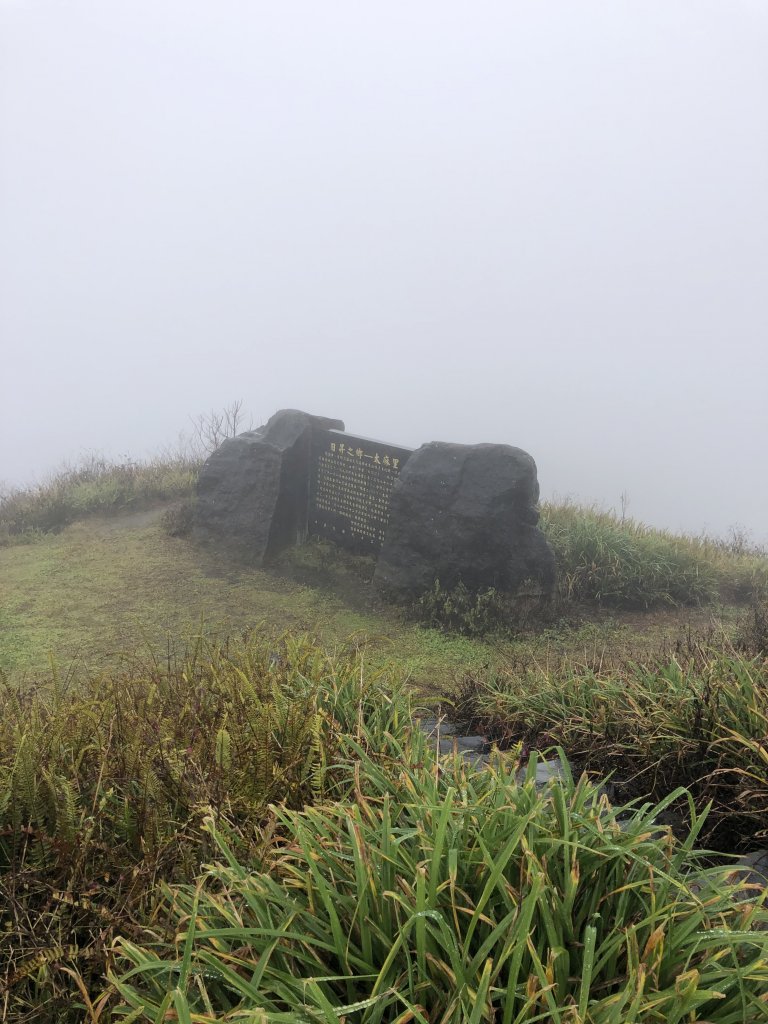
[308,429,412,552]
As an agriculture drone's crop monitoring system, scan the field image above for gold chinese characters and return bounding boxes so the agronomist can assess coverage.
[311,441,405,546]
[329,441,399,471]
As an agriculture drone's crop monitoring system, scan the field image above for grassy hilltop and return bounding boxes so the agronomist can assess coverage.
[2,450,766,681]
[2,452,768,1022]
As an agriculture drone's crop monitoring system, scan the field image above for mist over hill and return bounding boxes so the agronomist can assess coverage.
[2,1,766,543]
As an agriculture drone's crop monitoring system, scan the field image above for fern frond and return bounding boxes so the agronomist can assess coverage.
[215,727,232,776]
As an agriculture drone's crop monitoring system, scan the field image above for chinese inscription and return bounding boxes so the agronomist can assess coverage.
[309,430,412,552]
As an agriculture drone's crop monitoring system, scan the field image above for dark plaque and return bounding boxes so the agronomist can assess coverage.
[308,430,412,552]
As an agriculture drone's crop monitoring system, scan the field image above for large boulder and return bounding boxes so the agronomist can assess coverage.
[374,442,555,598]
[194,409,343,564]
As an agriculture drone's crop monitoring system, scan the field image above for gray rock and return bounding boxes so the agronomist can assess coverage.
[416,718,493,767]
[194,409,343,564]
[462,752,492,768]
[727,849,768,896]
[516,756,569,790]
[435,735,488,756]
[374,441,555,599]
[433,736,491,768]
[416,717,461,738]
[455,735,488,752]
[437,737,462,756]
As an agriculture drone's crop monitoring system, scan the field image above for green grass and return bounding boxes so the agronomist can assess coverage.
[541,501,768,608]
[447,643,768,848]
[0,508,492,688]
[1,496,759,691]
[0,635,423,1021]
[6,633,768,1022]
[0,453,199,543]
[112,740,768,1023]
[5,449,768,1022]
[5,455,768,616]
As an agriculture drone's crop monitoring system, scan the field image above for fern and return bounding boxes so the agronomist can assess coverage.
[1,945,78,992]
[215,727,231,776]
[0,632,412,1021]
[13,731,40,823]
[309,712,326,799]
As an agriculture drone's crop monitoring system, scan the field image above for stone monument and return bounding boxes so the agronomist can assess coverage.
[194,408,555,598]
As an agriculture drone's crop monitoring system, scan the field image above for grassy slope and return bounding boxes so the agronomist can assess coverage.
[4,493,768,1021]
[1,503,734,692]
[0,506,494,687]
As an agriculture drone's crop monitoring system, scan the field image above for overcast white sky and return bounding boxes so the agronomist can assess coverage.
[1,1,766,542]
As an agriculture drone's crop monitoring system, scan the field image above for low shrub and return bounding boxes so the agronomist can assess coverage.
[735,598,768,658]
[0,634,413,1021]
[113,744,768,1022]
[449,647,768,848]
[275,538,377,593]
[411,579,549,637]
[398,507,768,630]
[160,499,195,537]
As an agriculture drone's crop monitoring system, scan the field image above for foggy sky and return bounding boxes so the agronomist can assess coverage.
[2,1,767,543]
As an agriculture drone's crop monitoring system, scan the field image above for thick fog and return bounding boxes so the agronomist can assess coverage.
[1,1,767,543]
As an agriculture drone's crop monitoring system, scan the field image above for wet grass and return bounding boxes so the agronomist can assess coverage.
[115,740,768,1024]
[5,637,768,1022]
[445,635,768,850]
